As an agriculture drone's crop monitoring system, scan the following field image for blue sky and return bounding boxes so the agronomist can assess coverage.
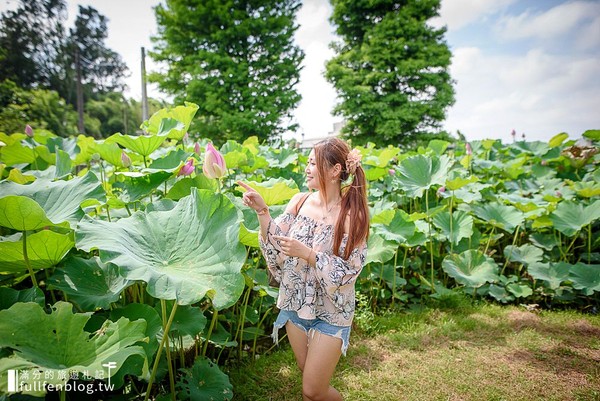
[1,0,598,143]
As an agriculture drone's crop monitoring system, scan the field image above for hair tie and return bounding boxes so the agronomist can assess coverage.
[345,149,362,175]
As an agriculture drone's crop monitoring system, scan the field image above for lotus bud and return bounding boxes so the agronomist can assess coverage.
[178,158,195,176]
[121,152,131,167]
[511,129,516,137]
[25,124,33,137]
[555,191,562,198]
[194,142,201,155]
[465,143,472,156]
[183,132,189,143]
[388,169,395,176]
[541,160,548,166]
[437,186,446,196]
[202,142,227,179]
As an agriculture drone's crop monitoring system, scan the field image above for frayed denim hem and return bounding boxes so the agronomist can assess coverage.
[271,309,350,357]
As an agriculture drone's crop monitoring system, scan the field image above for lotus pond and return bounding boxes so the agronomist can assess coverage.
[0,103,598,400]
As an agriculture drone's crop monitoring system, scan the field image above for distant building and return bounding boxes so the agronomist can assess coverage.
[300,120,345,148]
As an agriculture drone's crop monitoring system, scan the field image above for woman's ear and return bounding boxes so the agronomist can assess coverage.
[332,163,342,179]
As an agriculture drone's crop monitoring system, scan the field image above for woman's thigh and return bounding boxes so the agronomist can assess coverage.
[302,331,342,395]
[286,320,310,371]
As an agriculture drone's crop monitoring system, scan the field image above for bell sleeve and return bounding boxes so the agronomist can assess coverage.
[314,240,367,313]
[258,212,295,283]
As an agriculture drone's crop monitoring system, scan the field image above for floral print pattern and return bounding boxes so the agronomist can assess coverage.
[259,210,367,327]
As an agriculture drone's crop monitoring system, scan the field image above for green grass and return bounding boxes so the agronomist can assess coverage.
[228,297,600,401]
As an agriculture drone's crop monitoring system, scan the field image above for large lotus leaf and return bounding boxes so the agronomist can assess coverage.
[147,148,191,171]
[527,262,570,290]
[442,250,499,288]
[48,256,132,311]
[0,196,55,230]
[91,141,124,166]
[366,234,397,264]
[140,102,199,140]
[108,132,169,157]
[511,141,551,157]
[445,175,478,191]
[54,149,72,179]
[569,263,600,295]
[113,171,172,202]
[238,178,299,206]
[471,202,524,233]
[583,129,600,140]
[432,211,474,245]
[176,357,233,401]
[550,200,600,236]
[0,287,44,310]
[166,175,218,200]
[0,301,148,396]
[506,283,533,298]
[110,303,162,359]
[0,141,36,166]
[240,223,260,248]
[372,210,415,244]
[264,147,298,169]
[76,189,246,309]
[0,230,74,274]
[572,181,600,198]
[396,154,452,198]
[0,171,105,228]
[503,244,544,266]
[156,301,207,339]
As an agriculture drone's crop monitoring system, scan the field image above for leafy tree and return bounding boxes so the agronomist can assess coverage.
[68,6,129,98]
[0,0,67,89]
[150,0,304,143]
[325,0,455,146]
[0,80,78,136]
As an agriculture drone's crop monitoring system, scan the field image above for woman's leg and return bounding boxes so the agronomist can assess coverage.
[285,321,310,372]
[301,331,343,401]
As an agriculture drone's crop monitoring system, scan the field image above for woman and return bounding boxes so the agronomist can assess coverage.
[238,137,369,401]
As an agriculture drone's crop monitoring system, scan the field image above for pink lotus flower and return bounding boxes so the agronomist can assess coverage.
[388,169,396,176]
[465,143,472,156]
[121,152,131,167]
[178,158,195,176]
[25,125,33,137]
[194,142,201,155]
[437,186,446,196]
[202,142,227,179]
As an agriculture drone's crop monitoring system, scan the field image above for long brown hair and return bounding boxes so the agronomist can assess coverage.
[314,138,369,259]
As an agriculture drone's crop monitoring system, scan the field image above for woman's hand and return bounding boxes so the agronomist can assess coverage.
[273,235,311,260]
[238,181,268,213]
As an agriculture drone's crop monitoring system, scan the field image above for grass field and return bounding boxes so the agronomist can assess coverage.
[229,297,600,401]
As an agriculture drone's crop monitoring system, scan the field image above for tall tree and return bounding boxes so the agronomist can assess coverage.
[325,0,455,146]
[151,0,304,143]
[0,0,67,89]
[68,6,129,96]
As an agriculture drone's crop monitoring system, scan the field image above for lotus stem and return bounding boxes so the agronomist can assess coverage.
[144,301,178,401]
[500,225,520,276]
[22,231,38,289]
[588,224,592,264]
[484,226,495,255]
[391,248,399,307]
[253,303,271,362]
[161,299,176,401]
[202,307,218,357]
[426,189,434,291]
[237,287,252,360]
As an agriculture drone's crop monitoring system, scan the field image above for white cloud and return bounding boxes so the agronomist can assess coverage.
[430,0,518,31]
[444,46,600,142]
[496,1,600,41]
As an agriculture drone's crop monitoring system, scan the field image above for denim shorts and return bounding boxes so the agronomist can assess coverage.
[271,309,351,356]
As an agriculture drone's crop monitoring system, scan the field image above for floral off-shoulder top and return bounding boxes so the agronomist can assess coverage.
[259,203,367,327]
